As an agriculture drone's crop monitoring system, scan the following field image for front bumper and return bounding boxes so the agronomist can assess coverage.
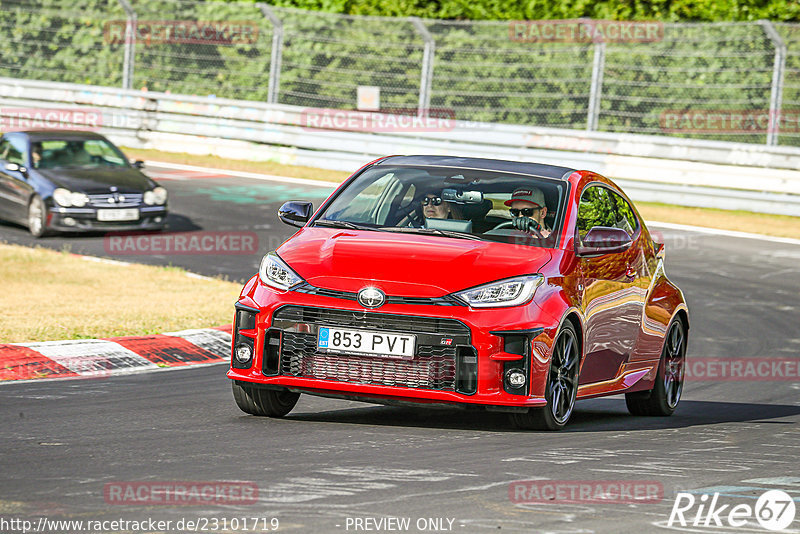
[47,205,167,232]
[227,281,561,410]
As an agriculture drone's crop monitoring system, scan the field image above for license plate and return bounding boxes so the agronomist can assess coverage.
[317,327,416,359]
[97,208,139,222]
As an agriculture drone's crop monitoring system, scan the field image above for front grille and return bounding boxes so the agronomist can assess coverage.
[272,306,471,392]
[87,193,143,208]
[280,331,458,390]
[273,306,470,336]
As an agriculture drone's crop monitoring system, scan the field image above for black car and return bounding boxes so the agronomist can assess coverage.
[0,130,168,237]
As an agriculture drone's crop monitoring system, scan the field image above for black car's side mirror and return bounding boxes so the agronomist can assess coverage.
[278,201,313,228]
[5,162,28,175]
[575,226,633,256]
[131,160,145,169]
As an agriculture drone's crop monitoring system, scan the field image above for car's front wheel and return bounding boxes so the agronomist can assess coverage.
[626,318,686,416]
[27,195,48,238]
[511,321,580,431]
[232,381,299,417]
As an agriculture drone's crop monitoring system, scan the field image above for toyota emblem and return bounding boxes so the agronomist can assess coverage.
[357,287,385,309]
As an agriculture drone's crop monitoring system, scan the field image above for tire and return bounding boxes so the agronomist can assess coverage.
[231,381,299,417]
[626,318,686,416]
[27,195,48,238]
[511,321,580,431]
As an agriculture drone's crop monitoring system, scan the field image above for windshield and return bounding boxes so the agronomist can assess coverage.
[31,139,130,170]
[315,165,568,248]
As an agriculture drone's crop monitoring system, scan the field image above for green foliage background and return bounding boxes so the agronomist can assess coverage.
[0,0,798,146]
[271,0,800,22]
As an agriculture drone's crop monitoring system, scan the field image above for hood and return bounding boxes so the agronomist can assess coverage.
[277,227,552,297]
[37,167,154,193]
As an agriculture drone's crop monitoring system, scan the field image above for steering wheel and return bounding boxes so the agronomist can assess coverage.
[492,220,544,239]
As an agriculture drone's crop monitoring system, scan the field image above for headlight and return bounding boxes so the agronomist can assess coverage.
[70,192,88,207]
[258,252,304,290]
[454,275,544,308]
[144,187,167,205]
[52,188,88,207]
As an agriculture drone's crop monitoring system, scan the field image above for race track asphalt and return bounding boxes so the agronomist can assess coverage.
[1,164,799,533]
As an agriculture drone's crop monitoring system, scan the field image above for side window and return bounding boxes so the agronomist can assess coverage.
[606,189,640,237]
[577,186,616,242]
[323,172,398,224]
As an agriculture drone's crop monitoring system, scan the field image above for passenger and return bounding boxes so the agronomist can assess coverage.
[505,187,551,237]
[421,191,462,221]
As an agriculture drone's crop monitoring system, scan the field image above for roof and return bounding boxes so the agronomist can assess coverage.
[376,155,576,180]
[7,130,109,141]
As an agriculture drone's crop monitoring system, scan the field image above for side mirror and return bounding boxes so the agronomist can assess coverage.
[278,201,313,228]
[576,226,633,256]
[131,160,145,169]
[6,162,27,174]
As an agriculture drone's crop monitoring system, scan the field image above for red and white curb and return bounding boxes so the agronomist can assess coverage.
[0,326,232,382]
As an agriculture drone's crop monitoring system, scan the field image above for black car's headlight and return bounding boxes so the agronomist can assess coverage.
[454,275,544,308]
[53,188,89,208]
[143,187,168,205]
[258,252,304,290]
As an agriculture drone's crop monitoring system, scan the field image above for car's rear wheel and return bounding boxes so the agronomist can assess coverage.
[27,195,48,238]
[626,318,686,416]
[511,321,580,431]
[231,381,300,417]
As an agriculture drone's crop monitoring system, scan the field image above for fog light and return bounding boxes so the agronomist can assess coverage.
[62,217,76,227]
[234,344,252,363]
[506,369,526,388]
[154,217,163,223]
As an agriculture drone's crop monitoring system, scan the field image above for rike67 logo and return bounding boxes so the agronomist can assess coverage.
[668,490,796,531]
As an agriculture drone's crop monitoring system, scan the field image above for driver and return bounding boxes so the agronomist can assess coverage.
[504,187,551,237]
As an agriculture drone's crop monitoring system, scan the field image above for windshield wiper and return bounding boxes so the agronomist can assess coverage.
[313,219,386,232]
[387,227,486,241]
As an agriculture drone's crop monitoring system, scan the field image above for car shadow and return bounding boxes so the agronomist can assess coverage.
[284,398,800,433]
[0,213,202,241]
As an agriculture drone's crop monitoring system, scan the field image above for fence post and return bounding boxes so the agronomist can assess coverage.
[259,4,284,105]
[759,20,786,146]
[117,0,136,90]
[586,41,605,131]
[410,17,435,113]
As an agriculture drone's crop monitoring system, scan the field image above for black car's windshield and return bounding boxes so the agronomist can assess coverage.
[32,139,130,170]
[314,165,568,248]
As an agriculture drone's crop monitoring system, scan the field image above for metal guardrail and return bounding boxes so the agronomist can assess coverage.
[1,77,799,216]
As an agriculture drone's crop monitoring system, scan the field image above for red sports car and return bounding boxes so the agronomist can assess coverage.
[228,156,689,430]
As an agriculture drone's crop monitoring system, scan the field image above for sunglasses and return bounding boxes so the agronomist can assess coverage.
[422,197,443,206]
[509,207,540,217]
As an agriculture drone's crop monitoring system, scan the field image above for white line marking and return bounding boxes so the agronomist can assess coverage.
[146,160,341,188]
